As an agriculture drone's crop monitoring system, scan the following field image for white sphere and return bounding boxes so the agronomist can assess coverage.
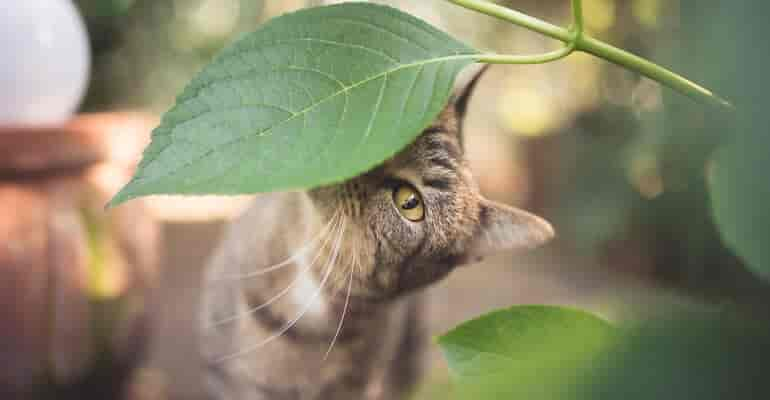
[0,0,90,125]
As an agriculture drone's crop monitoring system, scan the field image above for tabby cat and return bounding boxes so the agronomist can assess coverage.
[199,67,554,400]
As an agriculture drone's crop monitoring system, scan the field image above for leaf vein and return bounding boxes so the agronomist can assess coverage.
[284,65,347,90]
[325,16,433,55]
[393,65,424,137]
[362,75,388,143]
[281,37,400,64]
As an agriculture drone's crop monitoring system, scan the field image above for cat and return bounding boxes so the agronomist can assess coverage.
[198,66,554,400]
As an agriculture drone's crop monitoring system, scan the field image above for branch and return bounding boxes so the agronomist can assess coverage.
[447,0,733,110]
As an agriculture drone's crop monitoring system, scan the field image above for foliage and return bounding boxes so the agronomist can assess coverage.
[437,306,615,399]
[108,3,477,206]
[108,0,727,207]
[703,0,770,281]
[102,1,767,398]
[569,311,770,400]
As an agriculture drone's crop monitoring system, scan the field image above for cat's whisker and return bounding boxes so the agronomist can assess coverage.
[207,213,343,328]
[212,210,340,282]
[322,234,357,361]
[215,217,347,364]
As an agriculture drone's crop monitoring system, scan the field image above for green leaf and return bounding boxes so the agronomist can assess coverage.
[108,3,478,207]
[711,132,770,281]
[437,305,615,399]
[568,311,770,400]
[684,0,770,281]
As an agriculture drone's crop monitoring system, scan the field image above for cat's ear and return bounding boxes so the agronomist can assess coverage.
[453,64,489,118]
[460,199,554,264]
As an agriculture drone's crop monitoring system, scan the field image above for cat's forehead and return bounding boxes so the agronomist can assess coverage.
[429,102,462,137]
[382,113,469,190]
[403,104,462,156]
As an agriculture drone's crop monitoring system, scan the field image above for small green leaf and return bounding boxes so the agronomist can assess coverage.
[437,305,615,399]
[108,3,478,207]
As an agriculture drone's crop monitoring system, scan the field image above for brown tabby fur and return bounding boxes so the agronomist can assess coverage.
[199,67,554,400]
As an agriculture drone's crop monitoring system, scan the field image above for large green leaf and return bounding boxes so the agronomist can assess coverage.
[712,132,770,281]
[660,0,770,281]
[437,305,615,399]
[568,311,770,400]
[701,18,770,280]
[108,3,478,207]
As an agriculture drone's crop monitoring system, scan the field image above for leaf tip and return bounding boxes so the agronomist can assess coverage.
[694,85,735,111]
[432,334,445,345]
[717,96,736,111]
[105,185,135,210]
[104,197,123,211]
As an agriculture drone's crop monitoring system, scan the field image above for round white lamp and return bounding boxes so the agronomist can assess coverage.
[0,0,91,125]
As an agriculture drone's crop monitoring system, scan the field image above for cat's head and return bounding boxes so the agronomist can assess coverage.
[309,66,554,301]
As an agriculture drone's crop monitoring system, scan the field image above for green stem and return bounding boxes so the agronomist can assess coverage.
[477,0,582,65]
[571,0,584,41]
[449,0,566,41]
[447,0,732,110]
[477,43,574,65]
[580,36,731,109]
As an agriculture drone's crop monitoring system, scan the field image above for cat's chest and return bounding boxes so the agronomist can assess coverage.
[227,296,411,395]
[286,254,331,330]
[231,294,406,382]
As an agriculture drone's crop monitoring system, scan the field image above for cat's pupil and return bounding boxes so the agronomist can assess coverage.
[401,195,419,210]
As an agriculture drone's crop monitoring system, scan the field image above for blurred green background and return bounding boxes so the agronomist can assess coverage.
[69,0,770,399]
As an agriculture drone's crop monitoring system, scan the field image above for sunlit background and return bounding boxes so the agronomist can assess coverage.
[2,0,767,399]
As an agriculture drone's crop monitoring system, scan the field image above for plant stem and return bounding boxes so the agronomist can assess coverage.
[447,0,732,110]
[477,0,583,66]
[571,0,584,40]
[477,43,574,65]
[579,36,730,109]
[449,0,566,40]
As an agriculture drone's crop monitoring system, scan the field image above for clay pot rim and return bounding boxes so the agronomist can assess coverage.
[0,112,156,174]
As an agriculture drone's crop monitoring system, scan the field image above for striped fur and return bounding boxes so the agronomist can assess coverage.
[199,67,553,399]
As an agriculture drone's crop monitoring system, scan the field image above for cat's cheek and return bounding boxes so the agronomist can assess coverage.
[380,221,421,255]
[371,199,423,251]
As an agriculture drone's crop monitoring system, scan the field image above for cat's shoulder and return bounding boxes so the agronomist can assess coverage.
[203,191,312,285]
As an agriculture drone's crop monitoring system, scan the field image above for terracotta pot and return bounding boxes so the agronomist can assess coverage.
[0,113,161,399]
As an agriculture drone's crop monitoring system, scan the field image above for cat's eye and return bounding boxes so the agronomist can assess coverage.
[392,184,425,222]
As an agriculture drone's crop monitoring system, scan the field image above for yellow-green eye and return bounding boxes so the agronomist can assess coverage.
[393,184,425,222]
